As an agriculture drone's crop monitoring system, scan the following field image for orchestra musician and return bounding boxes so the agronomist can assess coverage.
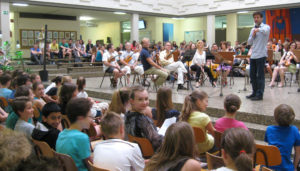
[140,38,168,87]
[159,42,188,90]
[120,42,144,85]
[103,44,127,88]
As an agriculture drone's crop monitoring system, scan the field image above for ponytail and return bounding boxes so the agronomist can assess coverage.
[234,151,253,171]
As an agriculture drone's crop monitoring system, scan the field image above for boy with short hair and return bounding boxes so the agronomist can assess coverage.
[32,102,61,149]
[56,98,92,171]
[0,73,13,100]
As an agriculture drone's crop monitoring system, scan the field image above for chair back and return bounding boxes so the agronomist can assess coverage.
[262,167,273,171]
[32,139,54,158]
[254,143,281,167]
[88,160,110,171]
[32,103,40,119]
[127,134,154,158]
[53,150,78,171]
[214,130,223,149]
[192,127,206,143]
[206,152,225,170]
[61,115,71,129]
[0,96,8,109]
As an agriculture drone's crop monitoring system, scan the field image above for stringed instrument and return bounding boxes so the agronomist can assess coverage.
[165,48,180,61]
[124,49,139,64]
[108,54,119,63]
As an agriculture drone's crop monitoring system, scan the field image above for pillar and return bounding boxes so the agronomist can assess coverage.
[206,15,215,47]
[130,13,139,43]
[226,13,238,46]
[0,1,10,46]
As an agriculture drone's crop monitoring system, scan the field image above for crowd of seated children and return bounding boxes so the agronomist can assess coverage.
[179,90,216,154]
[265,104,300,170]
[215,94,248,132]
[94,112,145,171]
[56,98,92,171]
[151,87,180,127]
[125,86,163,151]
[145,122,202,171]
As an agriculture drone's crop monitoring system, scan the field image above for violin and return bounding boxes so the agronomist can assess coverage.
[124,49,139,64]
[108,54,119,63]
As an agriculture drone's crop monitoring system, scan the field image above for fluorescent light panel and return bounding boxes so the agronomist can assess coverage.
[79,16,94,21]
[12,3,28,7]
[114,12,126,15]
[237,11,249,14]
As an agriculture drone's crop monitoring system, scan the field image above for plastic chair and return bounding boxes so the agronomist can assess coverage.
[192,127,206,143]
[32,139,54,158]
[53,150,78,171]
[206,152,225,170]
[88,160,109,171]
[127,134,154,159]
[61,115,71,129]
[254,143,281,168]
[213,130,223,149]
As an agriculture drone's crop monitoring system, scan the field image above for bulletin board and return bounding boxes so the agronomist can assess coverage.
[20,29,77,49]
[184,31,204,43]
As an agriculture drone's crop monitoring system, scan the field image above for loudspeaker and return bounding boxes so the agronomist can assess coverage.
[107,37,111,44]
[39,70,48,82]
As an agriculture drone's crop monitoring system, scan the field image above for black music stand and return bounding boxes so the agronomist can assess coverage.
[182,50,195,91]
[235,55,250,92]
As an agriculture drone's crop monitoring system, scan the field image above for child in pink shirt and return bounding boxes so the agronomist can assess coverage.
[215,94,248,133]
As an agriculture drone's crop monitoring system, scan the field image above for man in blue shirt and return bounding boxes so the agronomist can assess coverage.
[140,38,168,87]
[247,11,270,101]
[30,43,42,65]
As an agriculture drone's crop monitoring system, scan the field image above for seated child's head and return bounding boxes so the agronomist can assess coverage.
[100,112,124,139]
[66,98,92,129]
[62,75,72,85]
[16,74,31,87]
[32,82,44,98]
[274,104,295,126]
[15,85,34,101]
[224,94,241,114]
[12,96,33,120]
[129,86,149,112]
[30,74,41,84]
[0,73,12,87]
[59,83,78,104]
[42,102,62,129]
[76,76,86,92]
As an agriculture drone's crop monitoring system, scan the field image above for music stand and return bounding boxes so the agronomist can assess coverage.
[288,50,300,94]
[267,49,274,66]
[182,49,195,91]
[215,52,235,96]
[235,55,250,92]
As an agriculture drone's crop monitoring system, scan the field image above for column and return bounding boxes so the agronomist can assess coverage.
[130,13,139,43]
[226,13,238,46]
[206,15,215,47]
[0,1,10,46]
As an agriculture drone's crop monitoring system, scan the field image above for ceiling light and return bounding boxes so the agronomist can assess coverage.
[114,12,126,15]
[79,16,94,21]
[237,11,249,14]
[12,3,28,7]
[172,17,185,20]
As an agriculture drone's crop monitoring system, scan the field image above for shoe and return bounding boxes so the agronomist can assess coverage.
[251,96,263,101]
[195,82,200,88]
[298,88,300,92]
[211,81,217,87]
[278,83,284,88]
[178,84,187,90]
[268,83,275,87]
[246,94,256,99]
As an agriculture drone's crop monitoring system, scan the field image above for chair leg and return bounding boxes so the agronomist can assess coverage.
[100,72,107,88]
[133,74,136,85]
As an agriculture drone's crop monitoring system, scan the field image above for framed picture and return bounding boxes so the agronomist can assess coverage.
[71,32,76,40]
[53,31,58,39]
[22,30,27,38]
[65,32,70,39]
[22,39,28,46]
[59,32,64,38]
[48,39,52,43]
[35,31,40,39]
[28,39,34,46]
[47,31,52,39]
[35,39,40,44]
[28,31,34,38]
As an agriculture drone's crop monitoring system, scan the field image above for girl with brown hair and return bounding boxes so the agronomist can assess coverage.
[144,121,202,171]
[179,90,215,154]
[108,87,131,117]
[216,127,255,171]
[152,87,180,127]
[58,83,78,115]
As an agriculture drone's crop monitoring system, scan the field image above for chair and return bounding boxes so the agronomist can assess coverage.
[262,167,273,171]
[127,134,154,159]
[99,71,125,88]
[213,130,223,149]
[88,160,110,171]
[206,152,225,170]
[0,96,8,109]
[32,139,54,158]
[254,143,281,168]
[192,127,206,143]
[53,150,78,171]
[61,115,71,129]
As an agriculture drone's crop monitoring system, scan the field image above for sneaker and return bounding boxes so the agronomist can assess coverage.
[178,84,187,90]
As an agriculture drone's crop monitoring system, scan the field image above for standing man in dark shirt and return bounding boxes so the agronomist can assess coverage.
[140,38,168,87]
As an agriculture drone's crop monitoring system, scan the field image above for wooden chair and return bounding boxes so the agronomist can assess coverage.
[127,134,154,159]
[206,152,225,170]
[88,160,109,171]
[213,130,223,149]
[32,139,54,158]
[61,115,71,129]
[254,143,281,168]
[262,167,273,171]
[192,127,206,143]
[0,96,8,109]
[53,150,78,171]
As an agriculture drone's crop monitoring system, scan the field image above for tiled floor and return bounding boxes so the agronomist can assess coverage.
[78,76,300,119]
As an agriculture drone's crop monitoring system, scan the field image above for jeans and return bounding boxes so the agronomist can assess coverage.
[31,53,42,65]
[250,57,266,97]
[190,64,215,82]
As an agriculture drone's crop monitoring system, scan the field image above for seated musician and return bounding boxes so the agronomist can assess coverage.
[190,40,216,88]
[217,41,232,87]
[140,38,168,87]
[103,44,126,88]
[159,42,187,90]
[59,38,72,59]
[120,42,144,85]
[269,42,299,88]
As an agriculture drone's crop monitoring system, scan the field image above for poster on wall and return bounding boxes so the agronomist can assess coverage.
[163,23,174,42]
[35,31,40,39]
[71,32,76,40]
[22,39,28,46]
[28,39,34,46]
[59,32,64,38]
[47,31,52,39]
[65,32,70,39]
[184,31,204,43]
[53,32,58,39]
[28,31,34,38]
[22,31,27,38]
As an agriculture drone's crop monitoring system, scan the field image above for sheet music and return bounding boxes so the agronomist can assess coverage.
[158,117,177,136]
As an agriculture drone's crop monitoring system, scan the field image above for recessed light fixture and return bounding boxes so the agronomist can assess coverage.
[237,11,249,14]
[12,3,29,7]
[79,16,94,21]
[114,12,126,15]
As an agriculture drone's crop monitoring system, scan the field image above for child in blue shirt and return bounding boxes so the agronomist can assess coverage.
[265,104,300,171]
[56,98,92,171]
[0,73,13,100]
